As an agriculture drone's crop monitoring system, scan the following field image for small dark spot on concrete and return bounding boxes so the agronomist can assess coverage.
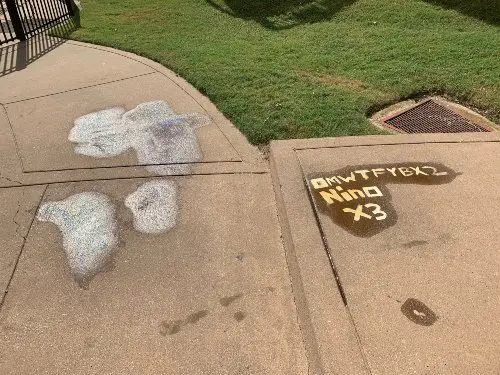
[186,310,209,324]
[234,311,246,322]
[236,254,244,261]
[266,286,275,293]
[220,293,243,307]
[387,294,402,303]
[169,324,181,335]
[159,320,183,336]
[84,337,96,349]
[76,276,91,290]
[117,238,127,248]
[401,298,438,326]
[438,233,453,244]
[403,240,428,248]
[100,258,116,273]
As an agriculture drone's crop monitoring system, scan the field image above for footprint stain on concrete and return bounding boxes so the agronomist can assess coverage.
[159,287,274,336]
[68,100,210,174]
[37,192,118,288]
[160,310,209,336]
[403,240,428,248]
[219,293,243,307]
[401,298,438,326]
[233,311,246,322]
[125,180,178,234]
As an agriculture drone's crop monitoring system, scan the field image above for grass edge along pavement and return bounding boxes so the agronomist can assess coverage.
[66,0,499,145]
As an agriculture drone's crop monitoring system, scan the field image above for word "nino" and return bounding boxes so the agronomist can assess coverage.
[315,185,383,205]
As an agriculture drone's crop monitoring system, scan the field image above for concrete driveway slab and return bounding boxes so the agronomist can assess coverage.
[270,133,500,375]
[0,185,46,301]
[0,36,155,103]
[5,73,240,173]
[0,174,307,374]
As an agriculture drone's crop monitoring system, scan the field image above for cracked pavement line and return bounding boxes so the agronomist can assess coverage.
[0,185,48,309]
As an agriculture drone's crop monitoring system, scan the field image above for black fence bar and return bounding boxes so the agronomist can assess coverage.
[0,1,16,42]
[1,0,74,45]
[4,0,25,41]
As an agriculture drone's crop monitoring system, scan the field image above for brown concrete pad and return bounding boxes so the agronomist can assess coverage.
[5,73,240,173]
[0,175,307,374]
[0,185,46,299]
[271,133,500,374]
[0,36,155,103]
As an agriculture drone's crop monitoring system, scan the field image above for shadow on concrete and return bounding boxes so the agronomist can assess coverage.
[0,18,77,77]
[206,0,356,30]
[423,0,498,25]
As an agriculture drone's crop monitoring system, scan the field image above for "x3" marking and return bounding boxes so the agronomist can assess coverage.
[342,203,387,222]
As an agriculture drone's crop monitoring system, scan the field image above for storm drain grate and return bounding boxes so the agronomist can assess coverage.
[382,99,491,133]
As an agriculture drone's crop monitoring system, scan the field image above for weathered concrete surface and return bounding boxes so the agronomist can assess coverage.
[270,133,500,375]
[0,186,46,300]
[0,37,266,189]
[0,36,154,103]
[0,37,298,374]
[0,175,307,374]
[5,73,240,172]
[3,34,499,375]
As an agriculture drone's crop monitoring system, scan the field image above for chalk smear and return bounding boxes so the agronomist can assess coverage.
[37,192,118,287]
[125,180,178,234]
[68,101,210,174]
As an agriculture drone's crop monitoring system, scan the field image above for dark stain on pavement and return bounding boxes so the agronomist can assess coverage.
[234,311,246,322]
[401,298,438,326]
[307,163,459,238]
[219,293,243,307]
[403,240,428,248]
[186,310,209,324]
[160,310,209,336]
[160,320,183,335]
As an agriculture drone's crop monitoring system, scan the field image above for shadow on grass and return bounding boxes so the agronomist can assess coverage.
[423,0,499,25]
[206,0,357,30]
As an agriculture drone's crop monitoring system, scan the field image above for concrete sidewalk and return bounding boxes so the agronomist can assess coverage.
[271,133,500,375]
[1,35,499,375]
[0,36,306,374]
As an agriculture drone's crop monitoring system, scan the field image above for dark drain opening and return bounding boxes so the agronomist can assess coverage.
[381,99,492,134]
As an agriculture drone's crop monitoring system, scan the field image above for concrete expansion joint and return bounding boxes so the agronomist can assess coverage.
[0,185,47,310]
[3,72,158,105]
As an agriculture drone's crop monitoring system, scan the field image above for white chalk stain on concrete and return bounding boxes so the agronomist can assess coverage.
[37,192,118,287]
[125,180,178,234]
[68,101,210,174]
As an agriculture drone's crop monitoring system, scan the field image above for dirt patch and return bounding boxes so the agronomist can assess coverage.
[298,70,390,99]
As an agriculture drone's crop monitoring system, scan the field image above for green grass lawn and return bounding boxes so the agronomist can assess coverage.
[68,0,499,144]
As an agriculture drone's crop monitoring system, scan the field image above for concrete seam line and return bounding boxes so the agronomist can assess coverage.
[269,147,326,375]
[295,150,374,374]
[0,184,48,310]
[3,72,157,105]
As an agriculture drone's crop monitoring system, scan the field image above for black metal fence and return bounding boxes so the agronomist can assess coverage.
[1,0,73,45]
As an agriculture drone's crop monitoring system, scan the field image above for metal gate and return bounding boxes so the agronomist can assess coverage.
[1,0,73,45]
